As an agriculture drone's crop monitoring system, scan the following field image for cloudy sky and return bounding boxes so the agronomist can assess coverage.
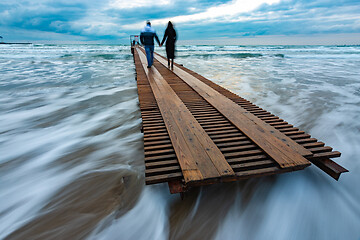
[1,0,360,44]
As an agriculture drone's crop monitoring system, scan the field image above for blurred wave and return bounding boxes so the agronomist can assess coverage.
[0,44,359,240]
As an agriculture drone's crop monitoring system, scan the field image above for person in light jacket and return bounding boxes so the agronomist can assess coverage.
[140,21,161,68]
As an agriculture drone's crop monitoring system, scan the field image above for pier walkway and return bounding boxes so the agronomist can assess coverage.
[132,46,348,194]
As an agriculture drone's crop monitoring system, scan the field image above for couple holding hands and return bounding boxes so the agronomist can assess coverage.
[140,21,177,69]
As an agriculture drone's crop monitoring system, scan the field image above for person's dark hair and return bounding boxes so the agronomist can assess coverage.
[146,21,151,26]
[166,21,173,30]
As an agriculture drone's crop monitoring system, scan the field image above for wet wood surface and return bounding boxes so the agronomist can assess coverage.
[153,51,312,169]
[137,48,234,184]
[132,46,347,192]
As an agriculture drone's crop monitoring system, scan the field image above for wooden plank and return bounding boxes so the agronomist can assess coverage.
[213,136,248,143]
[137,48,235,184]
[310,158,348,180]
[145,153,177,162]
[145,149,175,157]
[227,155,268,164]
[144,135,170,141]
[216,140,253,147]
[235,167,289,179]
[307,146,333,153]
[145,159,179,168]
[145,172,182,185]
[144,144,173,151]
[202,123,232,128]
[207,129,239,135]
[295,138,317,144]
[231,160,275,171]
[145,165,181,176]
[209,132,243,139]
[302,142,325,148]
[224,149,264,158]
[153,51,312,169]
[220,144,258,153]
[309,151,341,159]
[143,139,171,146]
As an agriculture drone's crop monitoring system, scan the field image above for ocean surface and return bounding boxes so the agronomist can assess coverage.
[0,44,359,240]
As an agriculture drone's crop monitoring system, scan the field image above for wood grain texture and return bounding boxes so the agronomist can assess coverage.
[134,46,346,190]
[137,48,235,184]
[153,52,312,169]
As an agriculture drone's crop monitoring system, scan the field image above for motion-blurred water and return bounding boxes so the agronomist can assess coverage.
[1,44,359,240]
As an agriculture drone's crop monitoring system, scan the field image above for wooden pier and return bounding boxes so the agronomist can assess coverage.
[132,46,348,194]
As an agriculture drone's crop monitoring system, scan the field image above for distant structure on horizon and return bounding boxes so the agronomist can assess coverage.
[0,36,31,45]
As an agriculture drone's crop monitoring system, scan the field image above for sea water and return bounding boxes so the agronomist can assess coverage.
[0,44,359,240]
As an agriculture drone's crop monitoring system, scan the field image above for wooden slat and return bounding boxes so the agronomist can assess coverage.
[227,155,268,164]
[146,172,182,185]
[143,139,171,146]
[145,159,179,168]
[231,160,275,171]
[137,48,235,184]
[311,158,348,180]
[145,165,180,176]
[145,153,177,162]
[235,167,289,179]
[153,52,312,169]
[309,151,341,159]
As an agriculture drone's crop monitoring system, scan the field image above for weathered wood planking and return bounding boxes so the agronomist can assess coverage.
[136,48,235,185]
[152,51,312,169]
[158,52,348,180]
[161,54,347,181]
[132,45,347,193]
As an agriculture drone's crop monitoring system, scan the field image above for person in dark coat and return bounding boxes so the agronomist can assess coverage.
[160,21,177,69]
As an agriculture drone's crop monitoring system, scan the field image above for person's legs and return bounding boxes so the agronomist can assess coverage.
[167,58,170,67]
[171,58,174,69]
[149,45,154,67]
[144,45,151,67]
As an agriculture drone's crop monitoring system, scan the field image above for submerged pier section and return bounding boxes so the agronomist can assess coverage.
[132,46,348,194]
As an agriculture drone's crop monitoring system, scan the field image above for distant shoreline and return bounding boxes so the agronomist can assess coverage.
[0,42,32,45]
